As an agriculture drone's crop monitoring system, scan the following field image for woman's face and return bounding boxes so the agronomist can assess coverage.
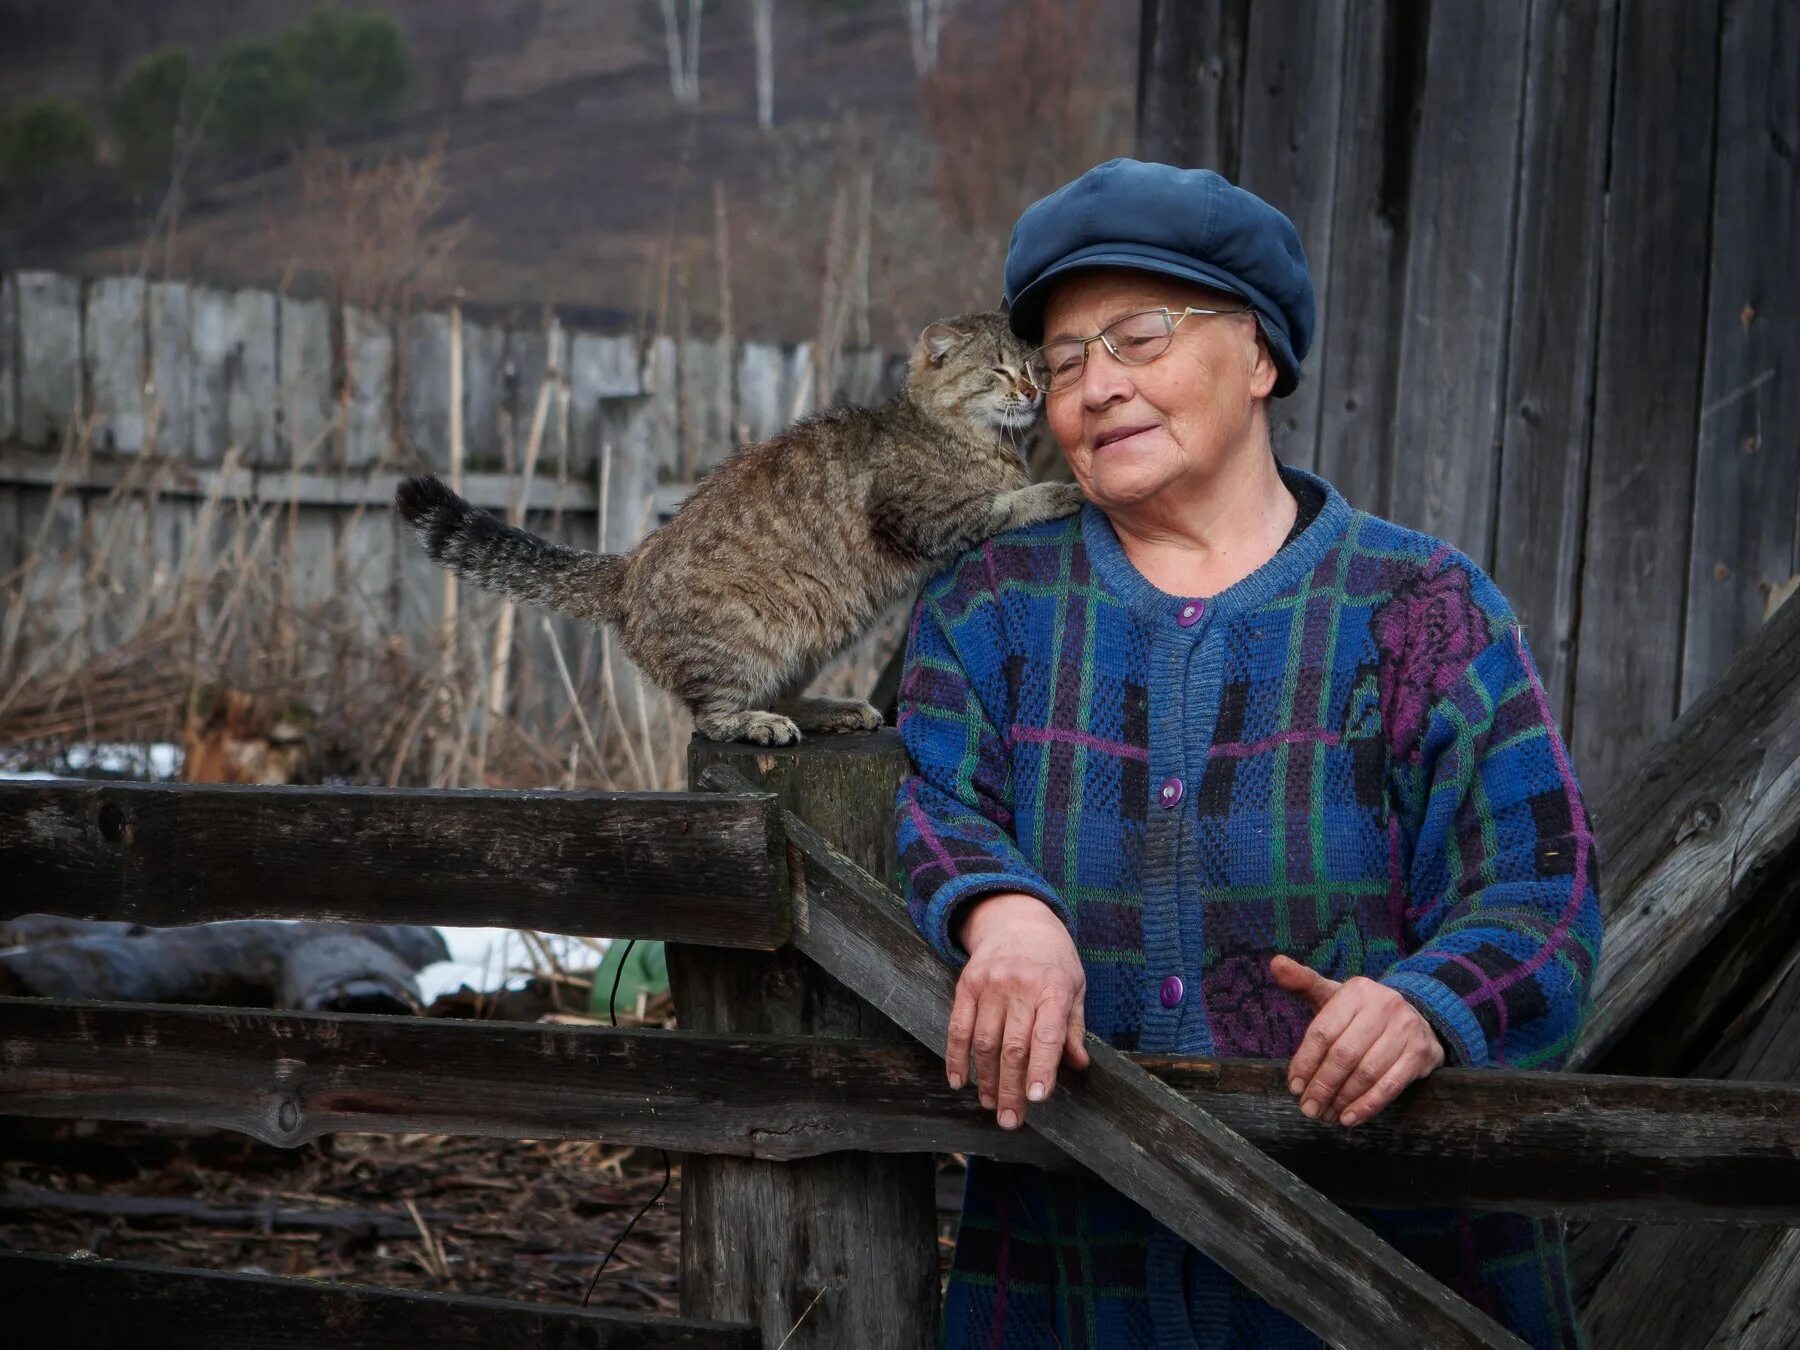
[1040,269,1277,514]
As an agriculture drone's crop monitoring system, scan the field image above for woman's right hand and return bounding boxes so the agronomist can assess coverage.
[947,891,1091,1129]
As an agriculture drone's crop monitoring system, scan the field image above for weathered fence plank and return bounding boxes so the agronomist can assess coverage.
[1491,0,1618,727]
[15,270,82,448]
[279,294,335,470]
[0,781,786,947]
[343,305,393,468]
[403,309,453,471]
[1236,0,1347,470]
[0,1251,758,1350]
[189,285,279,465]
[702,761,1528,1350]
[1569,587,1800,1074]
[4,996,1796,1223]
[672,735,937,1350]
[83,276,147,455]
[1386,0,1528,570]
[1569,0,1724,795]
[1679,0,1800,709]
[146,281,192,460]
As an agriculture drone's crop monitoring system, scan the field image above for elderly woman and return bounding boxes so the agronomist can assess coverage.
[894,159,1601,1349]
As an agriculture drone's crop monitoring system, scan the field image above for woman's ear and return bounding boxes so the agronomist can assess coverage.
[919,320,967,366]
[1247,329,1279,400]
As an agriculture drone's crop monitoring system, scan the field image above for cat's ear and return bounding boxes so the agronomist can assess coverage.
[919,320,967,366]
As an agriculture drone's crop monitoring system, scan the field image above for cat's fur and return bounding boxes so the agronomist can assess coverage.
[395,310,1083,745]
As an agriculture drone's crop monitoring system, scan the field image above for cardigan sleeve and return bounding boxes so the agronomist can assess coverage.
[893,587,1075,968]
[1378,625,1602,1070]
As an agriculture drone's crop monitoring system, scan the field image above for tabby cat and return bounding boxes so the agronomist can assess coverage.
[395,310,1082,745]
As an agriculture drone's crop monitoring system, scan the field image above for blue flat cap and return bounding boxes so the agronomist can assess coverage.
[1004,158,1315,398]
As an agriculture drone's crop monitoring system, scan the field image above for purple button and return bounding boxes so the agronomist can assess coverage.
[1177,599,1205,627]
[1160,975,1185,1008]
[1158,776,1184,808]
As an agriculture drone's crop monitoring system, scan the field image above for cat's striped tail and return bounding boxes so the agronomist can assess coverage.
[394,475,627,627]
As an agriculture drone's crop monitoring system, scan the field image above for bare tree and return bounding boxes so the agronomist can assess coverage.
[658,0,704,106]
[906,0,951,75]
[752,0,775,130]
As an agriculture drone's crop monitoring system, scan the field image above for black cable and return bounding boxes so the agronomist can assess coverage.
[581,938,672,1309]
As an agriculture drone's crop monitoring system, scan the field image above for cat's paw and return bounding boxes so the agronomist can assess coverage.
[1038,482,1087,517]
[695,710,804,746]
[793,698,884,734]
[739,712,804,746]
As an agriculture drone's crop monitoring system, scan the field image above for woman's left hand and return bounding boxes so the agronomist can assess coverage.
[1270,954,1446,1127]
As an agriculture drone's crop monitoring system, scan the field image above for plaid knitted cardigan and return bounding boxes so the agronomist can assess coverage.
[894,467,1601,1350]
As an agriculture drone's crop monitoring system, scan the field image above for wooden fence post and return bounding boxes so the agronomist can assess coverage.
[671,731,938,1350]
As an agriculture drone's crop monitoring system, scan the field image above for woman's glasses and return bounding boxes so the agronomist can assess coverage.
[1024,305,1253,394]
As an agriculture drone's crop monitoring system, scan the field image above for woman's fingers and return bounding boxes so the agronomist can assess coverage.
[945,976,980,1090]
[1286,979,1363,1096]
[993,995,1037,1129]
[1064,997,1092,1070]
[1338,1046,1431,1128]
[1340,1010,1446,1127]
[1295,1004,1384,1121]
[1321,1023,1407,1124]
[1025,986,1074,1106]
[969,990,1010,1110]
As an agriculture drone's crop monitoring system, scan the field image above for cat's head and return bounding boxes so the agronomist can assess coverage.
[906,310,1042,435]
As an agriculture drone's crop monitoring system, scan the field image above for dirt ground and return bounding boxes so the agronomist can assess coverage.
[2,1115,967,1317]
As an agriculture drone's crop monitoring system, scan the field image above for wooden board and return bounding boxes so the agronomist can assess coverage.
[1236,0,1349,470]
[1135,0,1250,180]
[0,1251,756,1350]
[1679,0,1800,708]
[1490,0,1619,727]
[1386,1,1529,569]
[1309,0,1417,516]
[702,763,1529,1350]
[0,780,786,947]
[1568,0,1724,796]
[3,996,1796,1223]
[671,734,937,1350]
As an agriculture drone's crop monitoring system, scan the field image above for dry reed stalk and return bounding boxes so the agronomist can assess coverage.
[441,294,465,685]
[474,378,554,782]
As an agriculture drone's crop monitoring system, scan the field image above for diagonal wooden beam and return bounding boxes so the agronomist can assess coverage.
[700,763,1527,1350]
[1571,589,1800,1073]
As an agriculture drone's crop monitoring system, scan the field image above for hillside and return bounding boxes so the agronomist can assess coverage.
[0,0,1139,345]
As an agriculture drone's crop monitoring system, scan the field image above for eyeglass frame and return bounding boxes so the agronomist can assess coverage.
[1023,304,1255,394]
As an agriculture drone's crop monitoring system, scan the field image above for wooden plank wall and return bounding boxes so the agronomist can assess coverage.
[1138,0,1798,795]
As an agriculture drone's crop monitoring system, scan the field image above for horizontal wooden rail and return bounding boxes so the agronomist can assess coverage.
[0,1251,757,1349]
[0,781,785,947]
[2,998,1794,1223]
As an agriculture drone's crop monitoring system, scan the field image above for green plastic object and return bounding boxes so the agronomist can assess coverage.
[589,939,669,1018]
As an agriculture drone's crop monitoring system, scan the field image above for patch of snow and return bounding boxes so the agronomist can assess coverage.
[419,928,604,1002]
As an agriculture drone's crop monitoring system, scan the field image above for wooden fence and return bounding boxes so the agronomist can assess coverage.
[0,268,901,723]
[1138,0,1799,797]
[4,585,1799,1349]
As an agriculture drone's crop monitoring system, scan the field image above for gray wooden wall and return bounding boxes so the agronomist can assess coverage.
[0,267,898,737]
[1139,0,1798,795]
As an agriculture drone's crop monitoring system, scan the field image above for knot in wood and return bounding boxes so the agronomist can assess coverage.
[97,801,127,845]
[275,1095,302,1136]
[1674,798,1724,845]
